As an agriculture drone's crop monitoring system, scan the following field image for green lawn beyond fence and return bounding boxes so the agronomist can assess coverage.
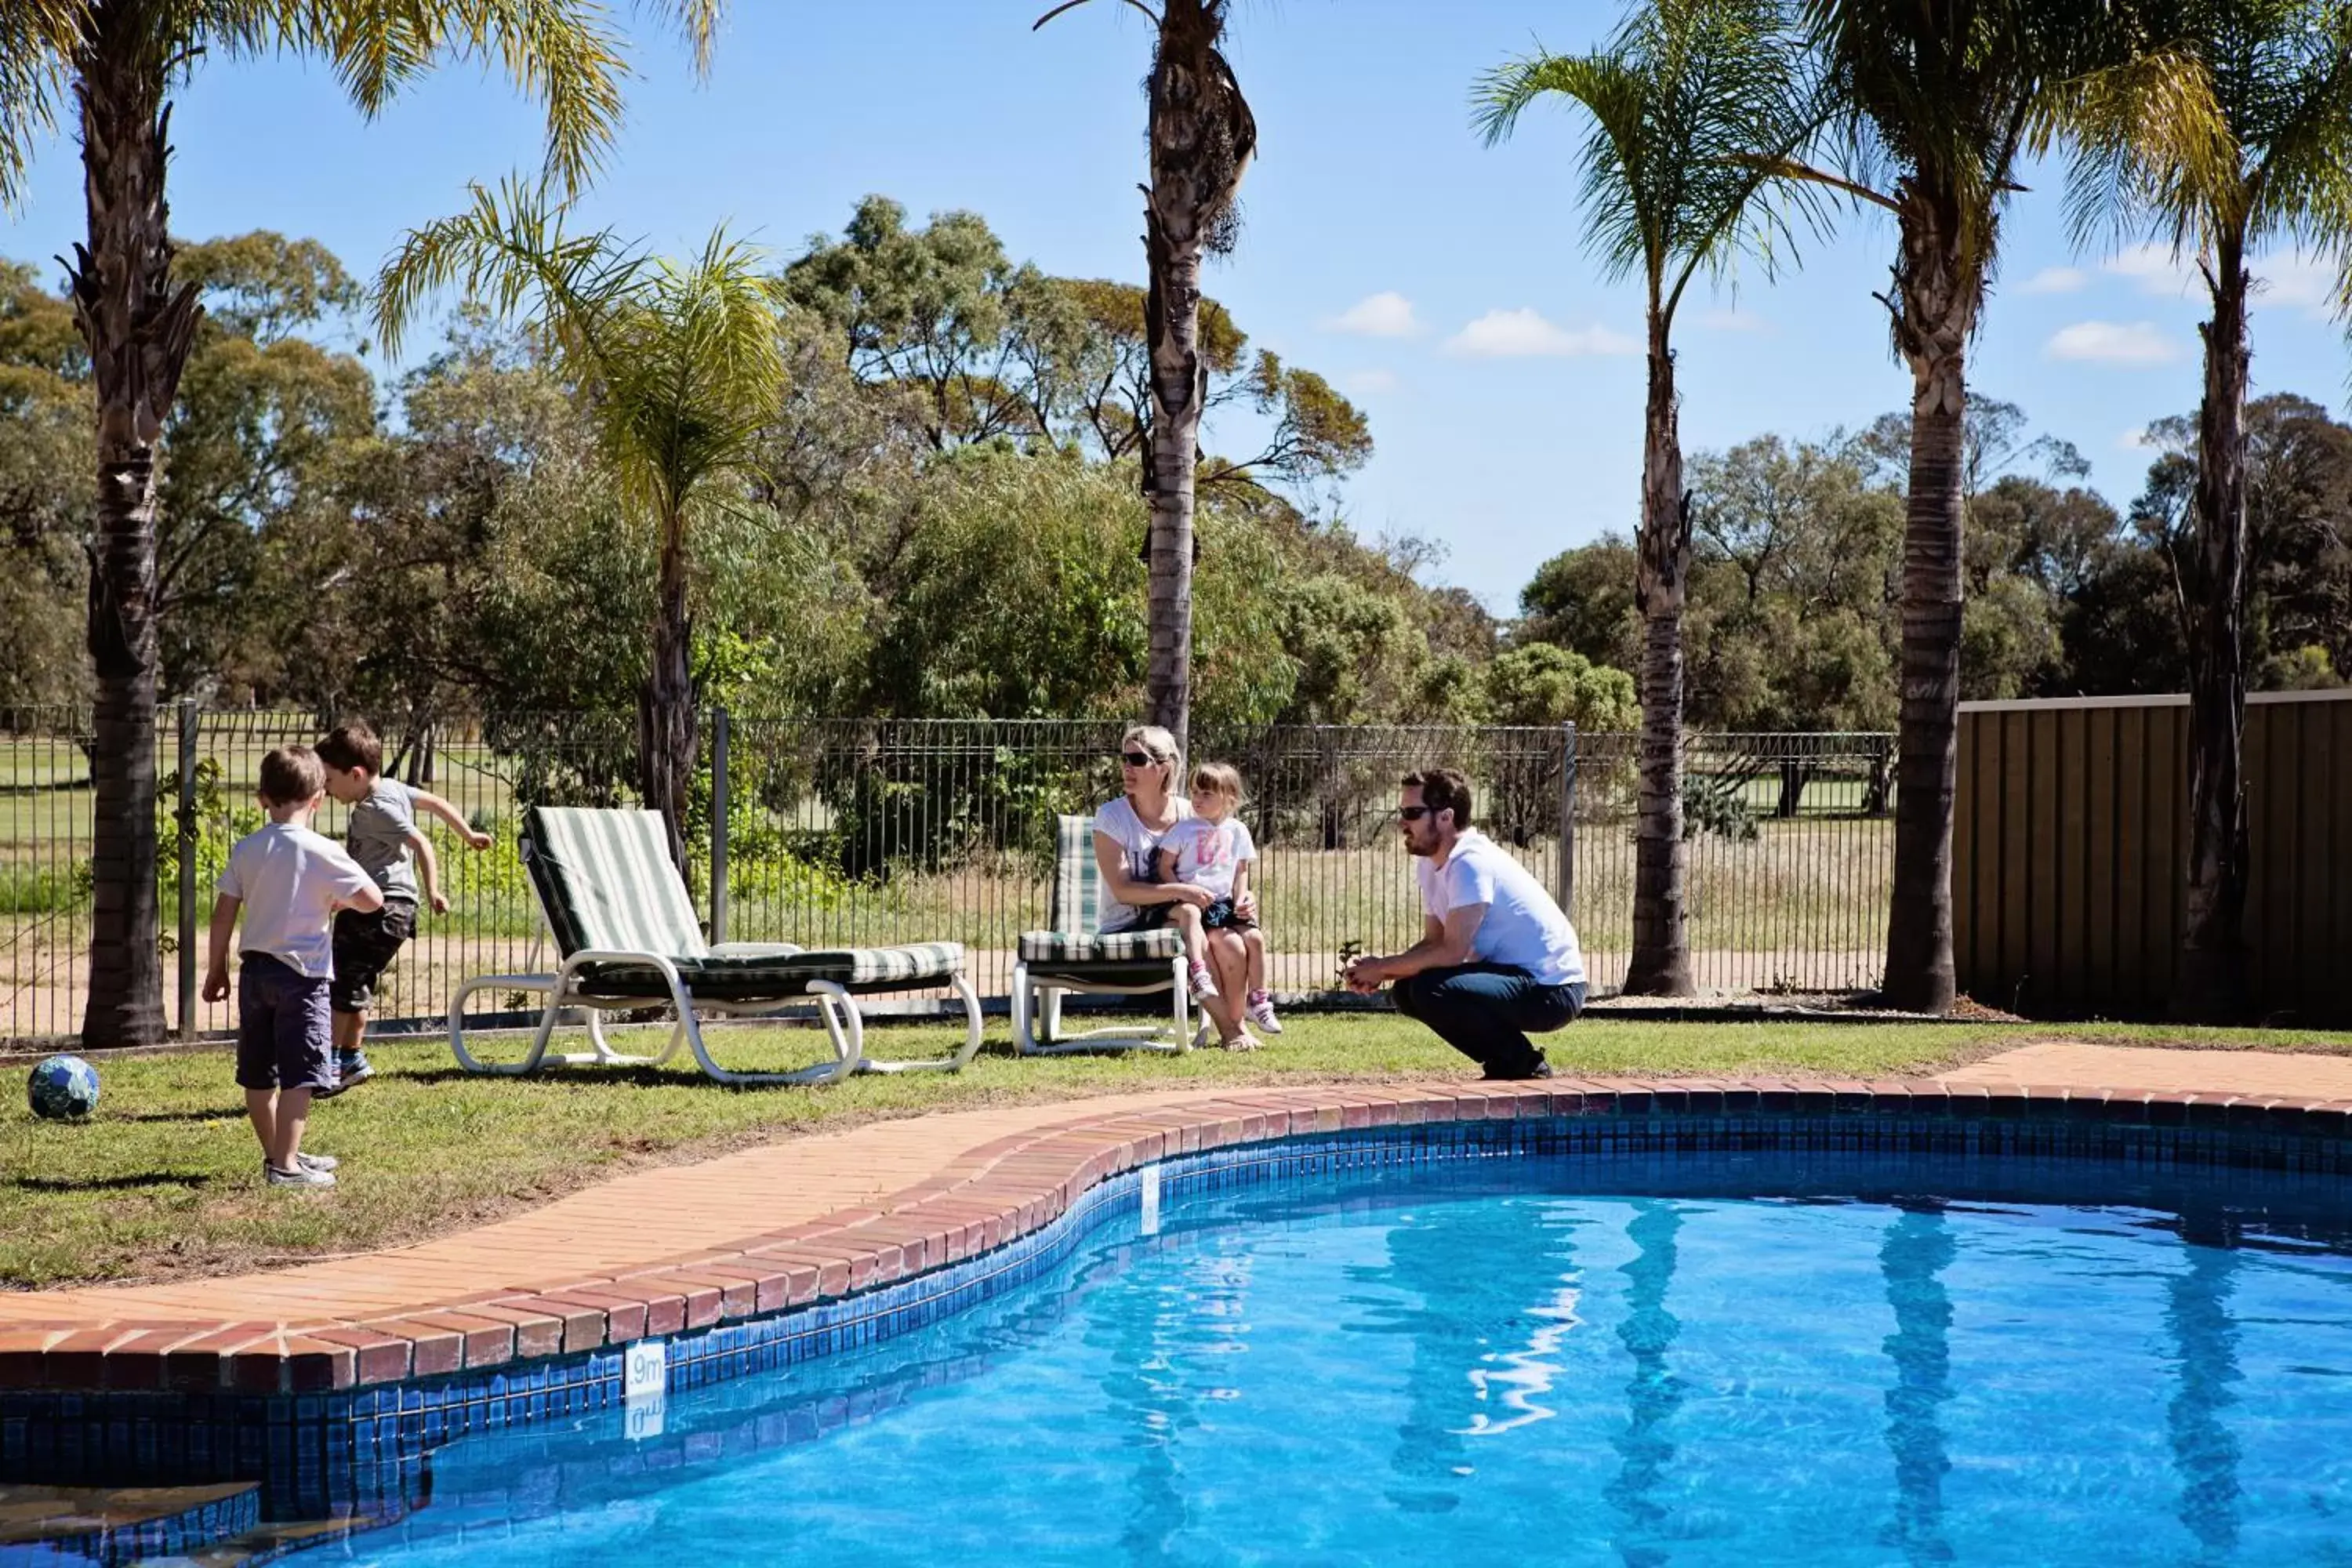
[2,713,1896,1042]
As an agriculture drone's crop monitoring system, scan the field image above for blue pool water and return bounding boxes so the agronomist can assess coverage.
[338,1151,2352,1567]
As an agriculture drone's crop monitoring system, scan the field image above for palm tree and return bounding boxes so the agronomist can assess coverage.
[0,0,720,1047]
[1036,0,1255,750]
[376,180,789,872]
[1475,0,1819,997]
[1752,0,2122,1014]
[2054,0,2352,1019]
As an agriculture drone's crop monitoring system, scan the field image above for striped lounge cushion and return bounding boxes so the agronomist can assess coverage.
[1017,813,1183,966]
[1016,928,1183,964]
[578,942,967,1002]
[524,807,712,961]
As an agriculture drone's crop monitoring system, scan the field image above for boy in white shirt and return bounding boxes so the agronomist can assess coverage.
[1152,762,1280,1035]
[202,746,383,1188]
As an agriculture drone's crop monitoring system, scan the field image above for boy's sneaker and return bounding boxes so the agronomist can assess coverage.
[265,1161,336,1189]
[1188,960,1220,1000]
[316,1052,374,1099]
[1244,989,1283,1035]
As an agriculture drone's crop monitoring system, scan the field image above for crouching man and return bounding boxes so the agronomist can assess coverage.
[1344,768,1586,1080]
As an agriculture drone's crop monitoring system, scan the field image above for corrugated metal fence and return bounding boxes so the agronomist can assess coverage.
[1,713,1896,1043]
[1955,690,2352,1025]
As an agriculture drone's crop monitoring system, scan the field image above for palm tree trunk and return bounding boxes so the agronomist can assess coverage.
[2173,233,2252,1022]
[69,1,202,1047]
[1141,212,1200,750]
[1138,0,1248,755]
[1882,196,1968,1016]
[639,520,696,874]
[1624,311,1693,996]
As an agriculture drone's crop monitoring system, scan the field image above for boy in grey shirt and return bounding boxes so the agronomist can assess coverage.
[315,723,494,1092]
[203,746,382,1186]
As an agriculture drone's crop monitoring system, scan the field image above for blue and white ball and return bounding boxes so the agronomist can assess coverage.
[27,1054,100,1120]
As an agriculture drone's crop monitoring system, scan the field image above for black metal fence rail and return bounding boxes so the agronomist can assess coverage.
[0,712,1895,1044]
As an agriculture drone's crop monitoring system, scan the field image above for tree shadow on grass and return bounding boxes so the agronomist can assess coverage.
[11,1172,207,1192]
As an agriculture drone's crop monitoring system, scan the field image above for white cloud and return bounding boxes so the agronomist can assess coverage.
[2019,266,2089,295]
[1443,308,1639,358]
[2254,249,2339,317]
[2045,320,2181,365]
[2103,243,2200,299]
[2117,425,2158,452]
[1323,291,1422,337]
[1697,307,1767,332]
[1342,368,1399,396]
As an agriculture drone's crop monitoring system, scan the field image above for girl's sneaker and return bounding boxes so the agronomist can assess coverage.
[1189,960,1220,1000]
[1245,990,1283,1034]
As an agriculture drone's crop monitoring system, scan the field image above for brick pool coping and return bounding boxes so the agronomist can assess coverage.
[6,1062,2352,1399]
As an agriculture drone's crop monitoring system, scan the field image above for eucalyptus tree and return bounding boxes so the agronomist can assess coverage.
[1475,0,1819,996]
[377,180,789,873]
[1036,0,1256,749]
[0,0,720,1046]
[1754,0,2133,1013]
[2055,0,2352,1018]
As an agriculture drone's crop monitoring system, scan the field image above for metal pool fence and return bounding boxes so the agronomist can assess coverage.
[0,711,1895,1044]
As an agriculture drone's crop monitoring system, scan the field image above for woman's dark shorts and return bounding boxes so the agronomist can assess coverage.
[331,898,417,1014]
[236,953,334,1092]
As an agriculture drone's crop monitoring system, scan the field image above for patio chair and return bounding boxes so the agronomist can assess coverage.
[1009,813,1191,1055]
[448,806,982,1086]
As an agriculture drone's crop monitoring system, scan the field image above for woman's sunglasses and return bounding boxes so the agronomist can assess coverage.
[1120,751,1160,768]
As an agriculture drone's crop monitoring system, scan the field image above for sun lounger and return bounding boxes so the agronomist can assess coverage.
[448,806,982,1085]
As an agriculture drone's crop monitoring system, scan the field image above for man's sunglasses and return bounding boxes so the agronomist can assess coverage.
[1120,752,1160,768]
[1396,805,1434,822]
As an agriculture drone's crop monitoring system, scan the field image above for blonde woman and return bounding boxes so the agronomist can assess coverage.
[1092,725,1259,1047]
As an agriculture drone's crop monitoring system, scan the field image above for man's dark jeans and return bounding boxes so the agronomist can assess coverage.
[1391,964,1586,1078]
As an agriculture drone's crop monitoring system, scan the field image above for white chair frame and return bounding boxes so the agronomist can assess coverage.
[1007,953,1191,1056]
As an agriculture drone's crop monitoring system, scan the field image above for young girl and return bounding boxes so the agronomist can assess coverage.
[1153,762,1281,1036]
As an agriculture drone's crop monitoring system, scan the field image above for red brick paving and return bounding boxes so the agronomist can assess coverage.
[4,1044,2349,1394]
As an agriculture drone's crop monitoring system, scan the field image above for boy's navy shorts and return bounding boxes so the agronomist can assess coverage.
[331,899,416,1014]
[236,953,334,1092]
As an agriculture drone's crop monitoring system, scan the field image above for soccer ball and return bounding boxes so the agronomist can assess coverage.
[27,1054,100,1120]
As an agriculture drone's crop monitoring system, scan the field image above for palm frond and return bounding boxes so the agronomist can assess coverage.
[373,172,637,358]
[2039,44,2236,256]
[375,173,786,534]
[0,2,75,209]
[2040,0,2352,332]
[1475,0,1831,316]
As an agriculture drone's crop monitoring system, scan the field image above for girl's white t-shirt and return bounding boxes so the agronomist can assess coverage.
[1092,793,1193,932]
[1158,815,1257,900]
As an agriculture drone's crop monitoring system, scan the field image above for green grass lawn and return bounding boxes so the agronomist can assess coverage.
[7,1013,2352,1292]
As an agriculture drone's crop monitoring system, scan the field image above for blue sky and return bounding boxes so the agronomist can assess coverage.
[3,0,2346,612]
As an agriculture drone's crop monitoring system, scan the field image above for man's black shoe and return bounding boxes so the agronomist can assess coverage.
[1482,1061,1555,1081]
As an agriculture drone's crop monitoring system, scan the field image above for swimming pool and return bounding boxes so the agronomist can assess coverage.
[299,1142,2352,1566]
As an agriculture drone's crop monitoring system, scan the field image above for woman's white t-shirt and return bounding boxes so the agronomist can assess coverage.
[1093,793,1194,932]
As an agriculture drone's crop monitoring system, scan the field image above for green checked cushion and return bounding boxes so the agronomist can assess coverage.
[1018,814,1183,966]
[524,807,711,962]
[579,942,967,1002]
[1016,928,1183,964]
